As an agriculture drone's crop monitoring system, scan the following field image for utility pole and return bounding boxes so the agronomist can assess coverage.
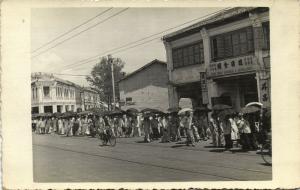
[108,54,116,111]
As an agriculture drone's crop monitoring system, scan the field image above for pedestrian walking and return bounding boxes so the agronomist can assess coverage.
[73,116,80,136]
[230,116,240,148]
[66,117,73,137]
[150,115,160,140]
[181,111,195,147]
[236,113,252,150]
[221,116,233,150]
[161,114,170,143]
[209,116,218,147]
[58,117,63,135]
[143,116,152,143]
[45,117,51,134]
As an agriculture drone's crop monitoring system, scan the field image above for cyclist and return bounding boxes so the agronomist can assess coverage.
[96,116,107,143]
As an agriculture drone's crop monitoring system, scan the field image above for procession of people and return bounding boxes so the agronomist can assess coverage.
[32,103,271,151]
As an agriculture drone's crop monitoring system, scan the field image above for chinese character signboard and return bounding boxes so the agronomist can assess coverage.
[200,72,209,104]
[208,55,257,78]
[259,78,271,108]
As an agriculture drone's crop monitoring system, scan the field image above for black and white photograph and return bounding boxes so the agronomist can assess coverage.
[30,7,272,182]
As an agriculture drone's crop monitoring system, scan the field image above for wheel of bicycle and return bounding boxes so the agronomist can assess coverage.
[109,135,116,147]
[101,138,108,146]
[261,143,272,165]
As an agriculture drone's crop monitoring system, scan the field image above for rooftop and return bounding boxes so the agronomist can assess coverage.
[118,59,166,83]
[163,7,268,41]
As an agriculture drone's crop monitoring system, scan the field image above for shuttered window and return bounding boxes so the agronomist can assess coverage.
[211,26,254,61]
[172,41,204,69]
[262,22,270,50]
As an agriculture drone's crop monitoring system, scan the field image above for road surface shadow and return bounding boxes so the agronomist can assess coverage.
[259,162,272,166]
[230,149,250,153]
[135,140,149,143]
[209,149,226,153]
[176,142,186,145]
[171,144,187,148]
[204,145,218,148]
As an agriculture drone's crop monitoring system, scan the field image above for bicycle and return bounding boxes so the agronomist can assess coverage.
[98,128,117,147]
[260,138,272,165]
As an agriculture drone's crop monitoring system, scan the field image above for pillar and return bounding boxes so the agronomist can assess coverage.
[62,104,66,113]
[37,86,43,102]
[250,12,270,108]
[168,85,179,108]
[52,104,57,113]
[38,105,44,114]
[164,40,178,109]
[200,28,212,108]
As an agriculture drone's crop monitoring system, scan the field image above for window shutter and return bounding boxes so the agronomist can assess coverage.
[216,36,224,59]
[224,35,233,57]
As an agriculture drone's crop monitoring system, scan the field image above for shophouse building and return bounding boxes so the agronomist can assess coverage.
[31,72,102,113]
[163,7,270,111]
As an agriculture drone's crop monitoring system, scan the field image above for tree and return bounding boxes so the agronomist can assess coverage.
[86,55,126,108]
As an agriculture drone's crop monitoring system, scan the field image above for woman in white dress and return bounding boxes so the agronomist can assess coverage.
[58,118,63,135]
[229,116,239,148]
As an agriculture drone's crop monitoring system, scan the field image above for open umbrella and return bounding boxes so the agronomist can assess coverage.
[63,111,77,118]
[38,112,52,117]
[212,104,232,111]
[77,110,92,116]
[218,109,236,118]
[108,110,126,117]
[194,106,212,112]
[167,107,181,113]
[178,108,193,115]
[52,112,63,118]
[31,113,40,118]
[141,108,163,114]
[241,106,261,114]
[245,102,263,107]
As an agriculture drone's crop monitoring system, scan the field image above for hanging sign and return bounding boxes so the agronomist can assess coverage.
[208,55,257,78]
[200,72,209,104]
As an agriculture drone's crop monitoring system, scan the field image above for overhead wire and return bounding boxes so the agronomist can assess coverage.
[31,8,130,59]
[56,7,230,71]
[31,7,113,53]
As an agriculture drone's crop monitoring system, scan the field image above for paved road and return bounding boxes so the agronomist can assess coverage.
[33,134,272,182]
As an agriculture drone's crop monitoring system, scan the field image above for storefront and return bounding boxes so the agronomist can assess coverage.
[207,55,260,111]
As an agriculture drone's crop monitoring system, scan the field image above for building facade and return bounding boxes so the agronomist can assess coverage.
[31,73,77,113]
[118,59,169,111]
[31,72,102,113]
[163,7,270,111]
[81,87,102,111]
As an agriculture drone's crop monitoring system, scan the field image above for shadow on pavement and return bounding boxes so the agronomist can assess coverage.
[135,140,149,143]
[259,162,272,167]
[204,145,218,148]
[209,149,226,153]
[175,142,186,145]
[230,149,250,153]
[171,144,187,148]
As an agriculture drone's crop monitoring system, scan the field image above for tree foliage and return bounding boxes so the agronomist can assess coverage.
[86,56,125,103]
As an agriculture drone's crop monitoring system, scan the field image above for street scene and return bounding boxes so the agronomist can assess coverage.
[31,7,271,182]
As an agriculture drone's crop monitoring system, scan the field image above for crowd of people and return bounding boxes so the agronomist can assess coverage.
[32,108,271,151]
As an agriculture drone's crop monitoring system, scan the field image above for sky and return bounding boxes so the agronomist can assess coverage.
[31,7,224,86]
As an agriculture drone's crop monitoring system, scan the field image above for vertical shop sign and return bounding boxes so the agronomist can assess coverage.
[259,78,271,108]
[200,72,209,104]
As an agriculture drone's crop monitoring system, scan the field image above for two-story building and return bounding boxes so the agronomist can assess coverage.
[31,72,103,114]
[81,87,101,111]
[118,59,169,111]
[163,7,270,111]
[31,72,78,113]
